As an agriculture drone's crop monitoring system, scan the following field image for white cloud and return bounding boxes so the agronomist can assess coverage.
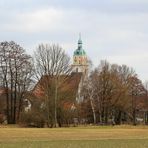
[0,2,148,81]
[3,8,63,33]
[112,0,148,4]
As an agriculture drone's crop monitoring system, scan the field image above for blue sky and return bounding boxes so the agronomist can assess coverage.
[0,0,148,82]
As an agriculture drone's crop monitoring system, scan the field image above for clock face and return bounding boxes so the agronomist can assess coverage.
[73,55,87,65]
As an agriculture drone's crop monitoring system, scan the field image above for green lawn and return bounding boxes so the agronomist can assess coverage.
[0,125,148,148]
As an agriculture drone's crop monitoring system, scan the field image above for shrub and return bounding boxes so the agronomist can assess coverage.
[0,114,5,124]
[19,111,45,128]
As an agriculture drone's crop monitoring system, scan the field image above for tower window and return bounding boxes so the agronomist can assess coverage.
[76,68,78,72]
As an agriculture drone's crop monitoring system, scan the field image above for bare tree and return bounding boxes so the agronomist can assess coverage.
[82,78,96,124]
[0,41,33,124]
[34,44,72,127]
[128,76,146,125]
[81,60,145,125]
[144,81,148,124]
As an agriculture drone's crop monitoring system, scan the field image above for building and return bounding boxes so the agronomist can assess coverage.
[25,36,88,111]
[32,35,88,99]
[72,35,88,102]
[0,36,89,126]
[72,35,88,76]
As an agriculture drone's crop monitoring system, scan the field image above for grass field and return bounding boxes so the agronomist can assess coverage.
[0,125,148,148]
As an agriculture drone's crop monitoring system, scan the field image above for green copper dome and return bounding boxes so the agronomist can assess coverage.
[74,35,86,56]
[74,49,86,56]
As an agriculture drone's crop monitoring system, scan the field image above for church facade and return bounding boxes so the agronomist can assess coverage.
[71,36,88,103]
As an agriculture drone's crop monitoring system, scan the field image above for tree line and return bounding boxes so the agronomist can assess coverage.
[81,61,147,125]
[0,41,147,127]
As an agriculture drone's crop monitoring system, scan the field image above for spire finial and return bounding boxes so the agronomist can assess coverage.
[78,33,82,45]
[78,33,82,49]
[79,33,81,40]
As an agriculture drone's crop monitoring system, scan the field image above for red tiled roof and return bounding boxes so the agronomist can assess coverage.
[32,73,82,102]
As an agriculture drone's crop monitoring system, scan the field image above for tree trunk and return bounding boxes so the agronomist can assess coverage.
[105,108,108,124]
[90,96,96,124]
[115,110,122,125]
[54,77,58,127]
[132,109,136,125]
[6,87,10,123]
[145,111,148,125]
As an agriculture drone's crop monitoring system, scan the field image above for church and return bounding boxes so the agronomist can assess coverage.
[21,36,89,128]
[0,36,89,126]
[24,36,89,112]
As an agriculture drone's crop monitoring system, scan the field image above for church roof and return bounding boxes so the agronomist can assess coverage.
[74,36,86,56]
[32,72,82,102]
[74,49,86,56]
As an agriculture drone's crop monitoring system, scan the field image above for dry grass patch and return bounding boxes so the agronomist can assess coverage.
[0,125,148,142]
[0,126,148,148]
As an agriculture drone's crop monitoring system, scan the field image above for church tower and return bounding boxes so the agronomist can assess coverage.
[72,35,88,75]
